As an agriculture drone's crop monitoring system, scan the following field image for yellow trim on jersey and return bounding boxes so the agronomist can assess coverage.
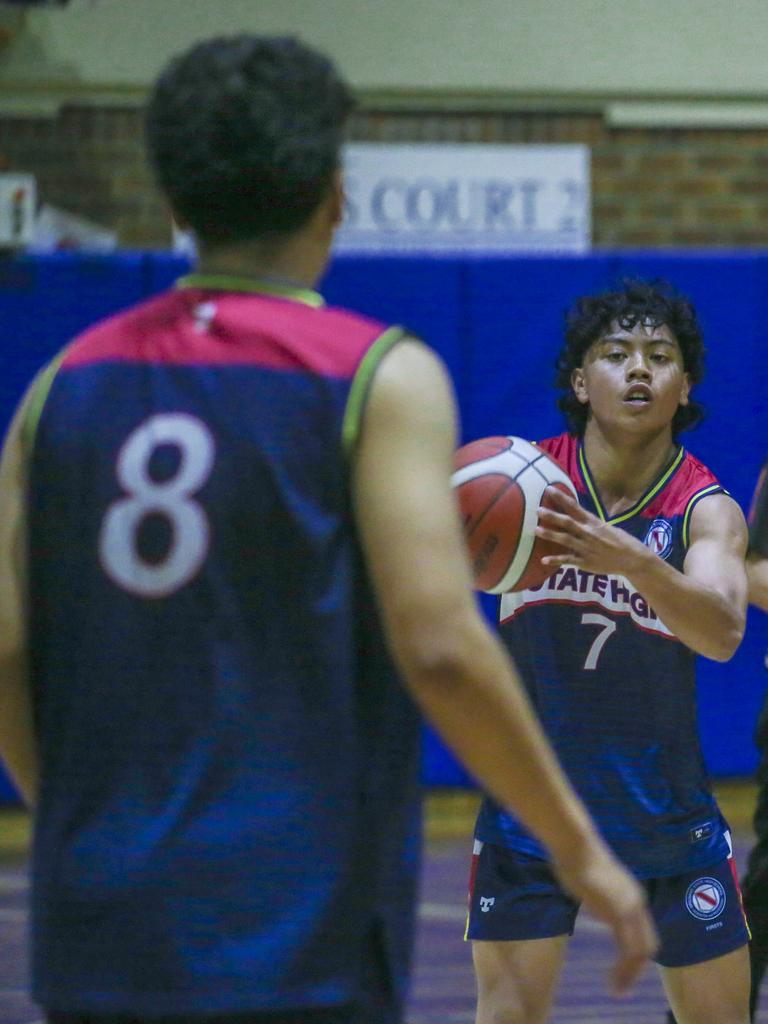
[682,483,723,548]
[578,444,604,518]
[20,352,66,456]
[342,327,408,457]
[578,442,685,525]
[176,273,325,308]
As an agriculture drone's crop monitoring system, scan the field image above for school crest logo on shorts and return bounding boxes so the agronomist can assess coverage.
[685,877,726,921]
[479,896,495,913]
[644,518,673,560]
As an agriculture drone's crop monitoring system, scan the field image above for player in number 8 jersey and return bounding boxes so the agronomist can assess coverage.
[468,281,751,1024]
[0,33,658,1024]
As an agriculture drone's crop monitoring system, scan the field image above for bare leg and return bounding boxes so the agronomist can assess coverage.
[741,697,768,1022]
[473,935,569,1024]
[661,944,750,1024]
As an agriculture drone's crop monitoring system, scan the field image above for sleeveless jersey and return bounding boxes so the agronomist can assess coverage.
[475,432,729,879]
[26,275,422,1015]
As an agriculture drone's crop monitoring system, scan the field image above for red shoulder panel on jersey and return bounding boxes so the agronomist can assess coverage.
[643,449,723,519]
[538,433,586,495]
[61,289,388,378]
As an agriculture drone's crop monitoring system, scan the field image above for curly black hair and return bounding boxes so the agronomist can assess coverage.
[555,279,706,436]
[145,35,355,247]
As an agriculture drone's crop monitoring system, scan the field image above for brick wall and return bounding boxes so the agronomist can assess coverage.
[0,107,165,248]
[2,103,768,248]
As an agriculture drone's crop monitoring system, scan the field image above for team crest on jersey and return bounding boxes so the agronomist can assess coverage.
[644,518,673,559]
[685,877,726,920]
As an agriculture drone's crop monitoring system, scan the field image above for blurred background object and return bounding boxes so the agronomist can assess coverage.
[0,169,33,246]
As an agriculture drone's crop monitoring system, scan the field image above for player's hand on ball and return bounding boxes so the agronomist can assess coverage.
[536,488,648,577]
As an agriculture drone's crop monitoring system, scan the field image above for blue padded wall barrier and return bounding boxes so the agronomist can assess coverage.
[143,251,192,294]
[611,253,768,781]
[323,256,476,788]
[0,252,147,433]
[460,255,622,443]
[449,252,768,782]
[323,255,466,397]
[1,250,767,792]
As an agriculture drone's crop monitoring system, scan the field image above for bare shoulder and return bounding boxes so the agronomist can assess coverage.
[370,335,453,400]
[361,335,456,443]
[689,491,747,549]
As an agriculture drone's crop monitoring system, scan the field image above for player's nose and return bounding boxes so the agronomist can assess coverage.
[625,355,652,379]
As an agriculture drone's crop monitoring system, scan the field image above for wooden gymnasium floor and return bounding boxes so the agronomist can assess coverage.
[0,783,765,1024]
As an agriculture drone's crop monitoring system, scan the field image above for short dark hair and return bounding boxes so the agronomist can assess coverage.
[145,35,355,247]
[555,279,706,436]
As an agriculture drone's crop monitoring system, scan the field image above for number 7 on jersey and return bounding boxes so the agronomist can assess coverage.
[580,612,617,670]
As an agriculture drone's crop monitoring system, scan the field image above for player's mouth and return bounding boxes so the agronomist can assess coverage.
[622,384,653,405]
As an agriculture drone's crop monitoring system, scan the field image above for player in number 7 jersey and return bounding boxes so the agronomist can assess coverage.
[468,280,750,1024]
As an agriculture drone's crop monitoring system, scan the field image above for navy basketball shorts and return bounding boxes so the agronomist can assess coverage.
[466,837,750,968]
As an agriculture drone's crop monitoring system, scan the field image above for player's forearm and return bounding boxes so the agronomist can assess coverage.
[396,617,600,865]
[626,546,743,661]
[0,650,37,808]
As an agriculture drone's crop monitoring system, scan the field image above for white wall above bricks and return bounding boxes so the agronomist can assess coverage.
[1,0,768,102]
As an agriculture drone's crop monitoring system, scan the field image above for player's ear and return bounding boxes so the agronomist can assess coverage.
[679,371,691,407]
[571,367,589,405]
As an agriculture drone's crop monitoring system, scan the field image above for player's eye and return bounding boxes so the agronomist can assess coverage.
[651,352,670,363]
[605,350,625,362]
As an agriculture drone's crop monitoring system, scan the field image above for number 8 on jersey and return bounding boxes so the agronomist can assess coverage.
[99,413,215,598]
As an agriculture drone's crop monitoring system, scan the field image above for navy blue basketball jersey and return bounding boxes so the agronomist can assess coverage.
[476,432,729,879]
[26,275,421,1015]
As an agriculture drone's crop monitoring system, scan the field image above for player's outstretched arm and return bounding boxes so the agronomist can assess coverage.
[352,337,657,991]
[537,488,746,662]
[0,381,40,808]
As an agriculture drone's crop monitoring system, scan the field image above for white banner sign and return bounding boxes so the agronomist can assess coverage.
[335,143,590,254]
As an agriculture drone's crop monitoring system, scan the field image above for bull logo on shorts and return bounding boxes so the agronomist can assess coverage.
[685,877,726,921]
[644,518,673,560]
[479,896,495,913]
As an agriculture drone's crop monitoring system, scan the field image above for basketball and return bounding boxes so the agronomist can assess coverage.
[451,436,577,594]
